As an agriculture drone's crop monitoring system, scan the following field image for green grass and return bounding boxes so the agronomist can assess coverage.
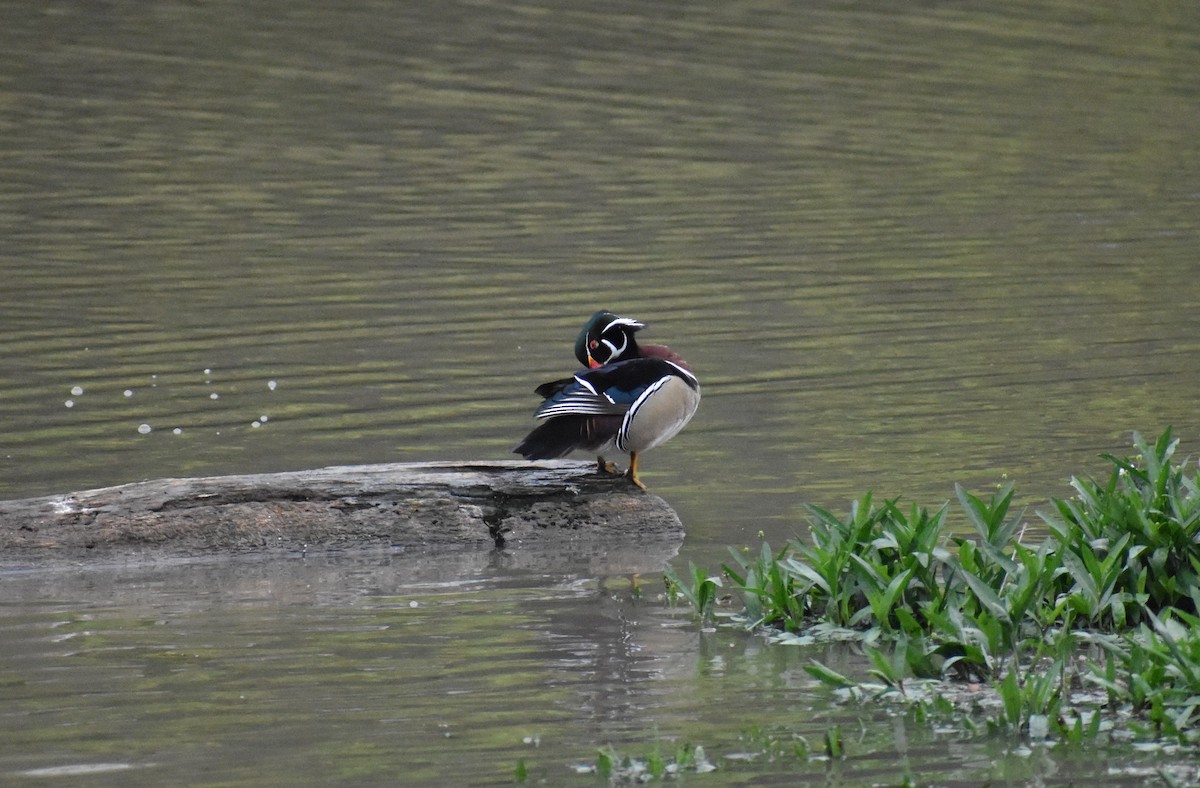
[666,429,1200,744]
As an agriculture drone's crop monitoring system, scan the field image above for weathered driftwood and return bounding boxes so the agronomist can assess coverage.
[0,460,684,554]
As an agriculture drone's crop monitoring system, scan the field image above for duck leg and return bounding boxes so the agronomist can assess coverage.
[624,451,647,490]
[596,456,621,475]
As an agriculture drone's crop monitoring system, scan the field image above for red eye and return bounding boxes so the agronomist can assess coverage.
[589,340,599,350]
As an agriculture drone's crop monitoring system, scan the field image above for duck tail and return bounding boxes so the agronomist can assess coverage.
[513,416,618,459]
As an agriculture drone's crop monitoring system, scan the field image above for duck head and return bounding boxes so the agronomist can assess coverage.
[575,310,646,369]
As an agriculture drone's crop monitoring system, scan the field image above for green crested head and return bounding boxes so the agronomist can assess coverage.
[575,310,645,368]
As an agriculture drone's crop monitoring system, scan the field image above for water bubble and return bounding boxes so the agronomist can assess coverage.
[123,389,134,398]
[409,600,419,608]
[172,428,183,435]
[251,421,261,428]
[203,368,212,375]
[260,415,269,422]
[267,380,278,391]
[65,400,75,408]
[209,392,219,400]
[137,424,152,434]
[71,386,84,396]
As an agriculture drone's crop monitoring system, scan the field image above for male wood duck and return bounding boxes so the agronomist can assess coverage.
[514,311,700,489]
[571,309,691,369]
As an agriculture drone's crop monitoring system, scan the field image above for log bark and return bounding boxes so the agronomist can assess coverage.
[0,460,684,555]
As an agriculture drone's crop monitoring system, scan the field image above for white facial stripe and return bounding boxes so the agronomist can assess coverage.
[595,317,642,362]
[601,334,629,360]
[601,317,644,334]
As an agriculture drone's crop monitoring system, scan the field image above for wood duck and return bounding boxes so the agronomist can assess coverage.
[514,311,700,489]
[572,309,690,370]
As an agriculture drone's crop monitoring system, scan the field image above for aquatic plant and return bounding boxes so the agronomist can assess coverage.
[1086,609,1200,741]
[661,561,722,623]
[665,429,1200,743]
[580,741,715,782]
[1041,429,1200,624]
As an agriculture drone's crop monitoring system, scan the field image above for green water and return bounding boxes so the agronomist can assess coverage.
[2,0,1199,783]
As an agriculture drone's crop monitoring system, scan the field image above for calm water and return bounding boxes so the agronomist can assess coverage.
[3,0,1200,783]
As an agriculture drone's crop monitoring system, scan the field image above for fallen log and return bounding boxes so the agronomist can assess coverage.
[0,460,684,555]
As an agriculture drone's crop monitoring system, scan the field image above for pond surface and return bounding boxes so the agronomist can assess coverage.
[3,0,1200,783]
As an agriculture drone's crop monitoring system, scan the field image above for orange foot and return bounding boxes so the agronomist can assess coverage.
[625,452,647,490]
